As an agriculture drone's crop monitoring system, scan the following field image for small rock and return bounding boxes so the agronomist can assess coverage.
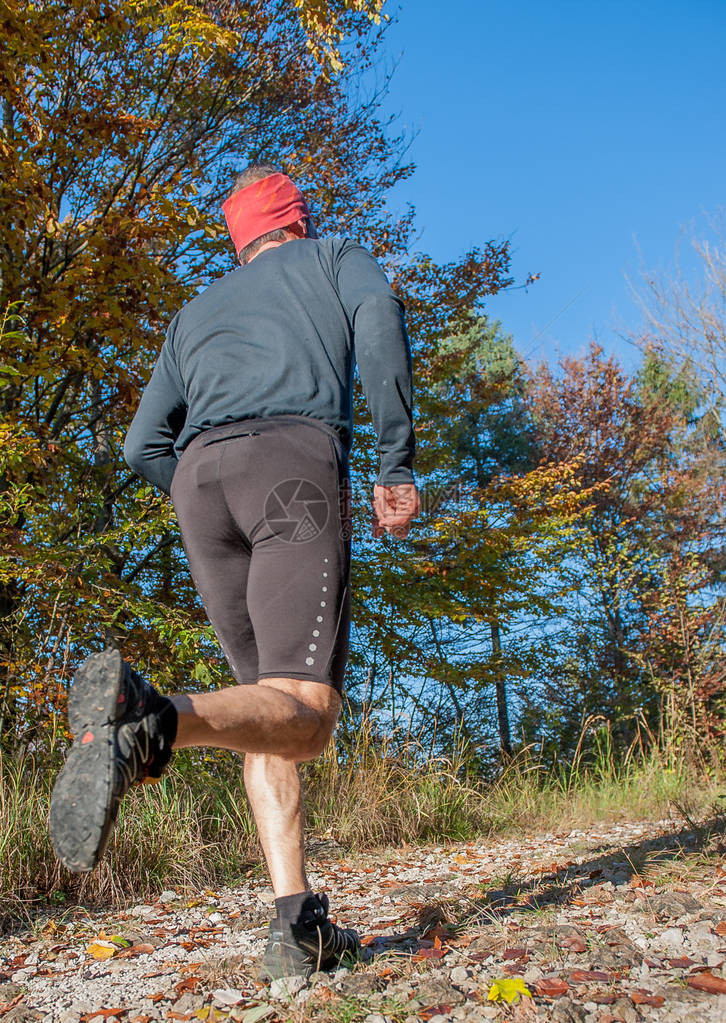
[269,974,306,999]
[130,903,155,917]
[363,1015,388,1023]
[707,952,724,967]
[658,926,684,948]
[208,912,224,924]
[449,965,471,984]
[611,996,638,1023]
[158,890,178,904]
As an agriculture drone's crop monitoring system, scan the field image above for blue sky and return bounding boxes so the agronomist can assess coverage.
[377,0,726,369]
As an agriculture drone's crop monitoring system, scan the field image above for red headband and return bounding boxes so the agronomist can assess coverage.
[222,173,310,257]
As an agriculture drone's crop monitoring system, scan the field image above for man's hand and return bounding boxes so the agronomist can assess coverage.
[372,483,421,539]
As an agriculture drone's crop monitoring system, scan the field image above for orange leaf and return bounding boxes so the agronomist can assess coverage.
[687,972,726,994]
[630,989,665,1007]
[81,1011,127,1021]
[533,976,569,998]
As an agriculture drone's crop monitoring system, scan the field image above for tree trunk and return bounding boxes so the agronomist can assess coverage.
[491,619,512,757]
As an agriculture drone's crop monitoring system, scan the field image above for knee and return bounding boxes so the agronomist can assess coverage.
[296,709,338,762]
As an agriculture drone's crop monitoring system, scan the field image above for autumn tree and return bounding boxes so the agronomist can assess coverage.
[524,345,725,754]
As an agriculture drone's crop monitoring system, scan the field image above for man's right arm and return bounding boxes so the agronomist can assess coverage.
[124,332,187,496]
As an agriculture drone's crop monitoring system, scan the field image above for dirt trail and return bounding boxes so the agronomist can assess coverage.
[2,816,726,1023]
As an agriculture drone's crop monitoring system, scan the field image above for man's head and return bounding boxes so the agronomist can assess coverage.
[223,165,317,265]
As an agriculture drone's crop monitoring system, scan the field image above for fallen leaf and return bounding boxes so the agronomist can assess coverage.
[212,989,244,1006]
[487,977,531,1004]
[533,977,569,997]
[117,943,156,959]
[416,947,447,960]
[86,942,118,961]
[0,996,24,1016]
[715,922,726,937]
[175,977,202,995]
[569,969,612,983]
[240,1008,275,1023]
[503,947,528,960]
[630,989,665,1007]
[561,935,587,952]
[420,1006,454,1021]
[687,971,726,994]
[80,1010,127,1021]
[668,956,696,969]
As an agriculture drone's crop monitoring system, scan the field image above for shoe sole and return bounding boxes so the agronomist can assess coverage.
[49,648,125,873]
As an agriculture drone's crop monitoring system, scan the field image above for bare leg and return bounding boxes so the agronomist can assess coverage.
[244,753,308,897]
[170,676,340,759]
[171,677,340,898]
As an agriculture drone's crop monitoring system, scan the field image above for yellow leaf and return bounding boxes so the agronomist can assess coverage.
[487,977,531,1004]
[86,941,117,960]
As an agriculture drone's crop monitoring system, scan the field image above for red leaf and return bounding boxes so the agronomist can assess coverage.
[419,1005,454,1021]
[562,936,587,953]
[416,947,447,960]
[687,972,726,994]
[503,947,528,960]
[715,922,726,937]
[570,969,612,983]
[533,977,569,998]
[630,989,665,1007]
[668,956,696,969]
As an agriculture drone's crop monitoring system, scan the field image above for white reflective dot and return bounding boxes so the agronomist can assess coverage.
[323,572,328,578]
[322,586,328,592]
[313,629,320,637]
[316,616,323,622]
[320,600,326,607]
[305,656,315,666]
[309,644,317,652]
[324,558,329,563]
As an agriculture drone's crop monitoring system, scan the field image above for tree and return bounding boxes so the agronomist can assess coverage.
[525,345,725,754]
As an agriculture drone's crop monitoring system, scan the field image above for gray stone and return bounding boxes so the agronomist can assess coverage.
[449,966,472,985]
[649,892,701,919]
[158,890,178,903]
[411,976,465,1007]
[659,926,685,948]
[549,998,587,1023]
[336,973,384,996]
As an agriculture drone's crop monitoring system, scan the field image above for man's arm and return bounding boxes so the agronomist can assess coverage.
[123,332,187,496]
[335,239,415,485]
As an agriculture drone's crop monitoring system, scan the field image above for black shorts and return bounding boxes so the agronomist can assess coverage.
[170,416,351,694]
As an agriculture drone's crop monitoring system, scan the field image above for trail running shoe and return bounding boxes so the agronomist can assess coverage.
[49,648,176,873]
[260,892,361,980]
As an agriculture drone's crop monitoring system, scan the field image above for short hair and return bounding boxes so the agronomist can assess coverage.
[228,163,308,265]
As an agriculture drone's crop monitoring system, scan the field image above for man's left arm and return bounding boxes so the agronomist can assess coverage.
[124,335,187,496]
[335,240,420,536]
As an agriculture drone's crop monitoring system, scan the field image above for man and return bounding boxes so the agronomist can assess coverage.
[49,165,420,980]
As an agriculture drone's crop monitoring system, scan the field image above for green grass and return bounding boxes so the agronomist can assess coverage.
[1,718,723,930]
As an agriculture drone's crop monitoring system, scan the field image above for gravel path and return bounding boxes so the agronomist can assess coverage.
[2,816,726,1022]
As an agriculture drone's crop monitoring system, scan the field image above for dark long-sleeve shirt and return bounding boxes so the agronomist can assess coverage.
[124,237,415,494]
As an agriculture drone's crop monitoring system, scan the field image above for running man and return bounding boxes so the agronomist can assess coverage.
[49,165,420,979]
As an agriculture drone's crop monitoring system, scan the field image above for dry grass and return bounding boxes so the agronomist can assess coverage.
[1,717,722,929]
